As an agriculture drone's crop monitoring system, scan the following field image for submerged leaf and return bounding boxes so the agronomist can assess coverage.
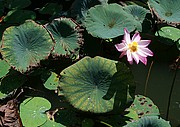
[1,20,54,72]
[20,97,51,127]
[59,56,134,113]
[148,0,180,24]
[84,3,137,39]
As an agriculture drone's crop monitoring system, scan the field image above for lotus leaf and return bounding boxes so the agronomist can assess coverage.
[3,10,36,24]
[20,97,51,127]
[148,0,180,23]
[45,18,82,57]
[1,20,54,72]
[156,26,180,42]
[59,56,134,113]
[124,116,171,127]
[84,3,137,39]
[124,5,149,31]
[129,95,160,118]
[0,59,10,78]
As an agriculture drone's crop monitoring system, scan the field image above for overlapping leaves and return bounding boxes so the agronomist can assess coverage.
[59,56,135,113]
[45,18,83,58]
[84,3,138,39]
[148,0,180,24]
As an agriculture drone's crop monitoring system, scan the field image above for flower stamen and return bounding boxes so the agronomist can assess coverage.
[128,42,138,52]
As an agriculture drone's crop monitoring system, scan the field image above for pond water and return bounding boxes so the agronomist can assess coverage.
[132,61,180,127]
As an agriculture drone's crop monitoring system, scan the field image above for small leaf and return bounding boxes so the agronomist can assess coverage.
[1,20,54,72]
[42,72,59,90]
[156,26,180,42]
[128,95,160,118]
[148,0,180,24]
[0,59,10,78]
[45,17,82,57]
[20,97,51,127]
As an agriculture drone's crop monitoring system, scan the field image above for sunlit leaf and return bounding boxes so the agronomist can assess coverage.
[59,56,134,113]
[45,18,82,57]
[84,3,137,39]
[123,116,171,127]
[128,95,160,118]
[20,97,51,127]
[148,0,180,24]
[42,71,59,90]
[155,26,180,41]
[1,20,54,72]
[0,59,10,78]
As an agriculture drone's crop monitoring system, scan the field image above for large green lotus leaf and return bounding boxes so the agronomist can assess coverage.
[20,97,51,127]
[39,3,63,15]
[155,26,180,42]
[1,20,54,72]
[84,3,137,39]
[0,59,10,78]
[148,0,180,23]
[45,18,82,57]
[128,95,160,118]
[123,116,171,127]
[0,71,27,94]
[5,0,31,9]
[59,56,134,113]
[3,10,36,24]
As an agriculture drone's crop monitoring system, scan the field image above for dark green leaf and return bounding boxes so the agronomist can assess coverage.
[1,20,54,72]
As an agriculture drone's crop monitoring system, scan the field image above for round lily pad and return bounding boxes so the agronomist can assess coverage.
[84,3,137,39]
[20,97,51,127]
[0,59,10,78]
[124,116,171,127]
[45,18,83,57]
[1,20,54,72]
[148,0,180,24]
[59,56,134,113]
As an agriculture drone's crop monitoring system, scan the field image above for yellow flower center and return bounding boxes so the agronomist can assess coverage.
[128,42,138,52]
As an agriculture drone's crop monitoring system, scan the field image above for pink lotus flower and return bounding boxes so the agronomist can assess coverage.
[115,28,153,65]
